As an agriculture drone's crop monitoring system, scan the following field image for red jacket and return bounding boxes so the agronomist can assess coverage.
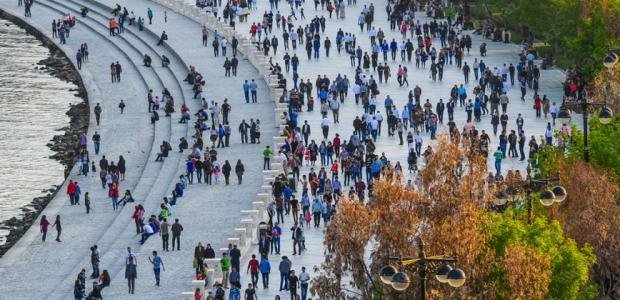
[109,186,119,198]
[67,182,76,196]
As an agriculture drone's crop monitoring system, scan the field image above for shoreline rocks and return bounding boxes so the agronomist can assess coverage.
[0,10,89,257]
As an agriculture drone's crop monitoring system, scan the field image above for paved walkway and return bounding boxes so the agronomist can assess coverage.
[230,0,581,175]
[0,0,275,299]
[0,0,583,298]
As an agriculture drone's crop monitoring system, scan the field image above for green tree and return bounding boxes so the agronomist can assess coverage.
[487,211,597,300]
[567,115,620,180]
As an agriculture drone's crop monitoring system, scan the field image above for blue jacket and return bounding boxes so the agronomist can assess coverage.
[259,259,271,273]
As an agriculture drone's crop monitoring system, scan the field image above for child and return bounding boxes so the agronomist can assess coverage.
[84,192,91,214]
[91,161,97,178]
[213,165,221,184]
[303,210,311,228]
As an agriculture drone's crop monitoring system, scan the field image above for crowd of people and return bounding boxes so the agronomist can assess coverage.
[20,0,579,298]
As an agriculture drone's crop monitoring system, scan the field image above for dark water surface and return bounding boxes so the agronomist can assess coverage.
[0,19,80,243]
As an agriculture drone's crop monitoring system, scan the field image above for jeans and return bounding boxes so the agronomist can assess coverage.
[172,234,180,250]
[112,197,118,210]
[154,268,161,285]
[301,283,309,300]
[251,271,259,287]
[280,272,289,290]
[273,238,281,253]
[162,233,169,251]
[91,263,100,278]
[495,159,502,174]
[94,142,100,154]
[261,272,269,288]
[264,158,270,170]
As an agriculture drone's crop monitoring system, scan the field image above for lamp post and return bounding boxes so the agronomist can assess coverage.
[495,163,567,224]
[556,53,616,162]
[379,239,466,300]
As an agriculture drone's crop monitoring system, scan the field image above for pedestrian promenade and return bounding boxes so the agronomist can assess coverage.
[0,1,276,299]
[0,0,585,299]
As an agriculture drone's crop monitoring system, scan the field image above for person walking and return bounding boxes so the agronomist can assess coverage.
[259,256,271,288]
[222,160,232,185]
[147,7,153,24]
[278,256,291,291]
[235,160,244,184]
[289,270,300,299]
[39,215,50,242]
[94,103,102,126]
[119,99,126,114]
[230,244,241,272]
[220,252,231,289]
[250,80,258,103]
[493,146,504,175]
[171,218,183,251]
[53,215,62,242]
[299,267,310,300]
[247,254,260,288]
[125,247,137,294]
[148,251,165,286]
[92,131,101,155]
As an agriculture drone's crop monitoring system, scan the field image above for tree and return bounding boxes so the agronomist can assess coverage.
[487,211,597,300]
[311,137,496,299]
[502,243,551,300]
[557,162,620,297]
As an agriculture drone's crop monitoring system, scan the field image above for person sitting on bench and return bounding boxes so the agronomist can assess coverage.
[161,55,170,67]
[120,190,135,206]
[151,110,159,124]
[143,54,152,67]
[156,31,168,46]
[111,4,121,16]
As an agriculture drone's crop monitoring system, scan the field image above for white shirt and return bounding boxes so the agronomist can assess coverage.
[144,224,154,234]
[299,271,310,283]
[550,105,558,114]
[370,119,378,130]
[321,117,330,127]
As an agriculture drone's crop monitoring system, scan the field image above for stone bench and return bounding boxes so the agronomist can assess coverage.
[257,193,271,202]
[203,258,220,269]
[263,169,280,177]
[241,210,260,222]
[252,201,266,215]
[227,237,240,246]
[271,162,283,171]
[263,177,275,185]
[241,218,255,235]
[192,279,205,288]
[181,292,194,300]
[260,185,272,193]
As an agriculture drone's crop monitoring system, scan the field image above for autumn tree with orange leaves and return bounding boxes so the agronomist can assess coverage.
[311,137,498,299]
[311,136,600,299]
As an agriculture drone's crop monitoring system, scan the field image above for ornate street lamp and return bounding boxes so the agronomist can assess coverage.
[494,164,567,223]
[556,54,616,162]
[379,239,466,299]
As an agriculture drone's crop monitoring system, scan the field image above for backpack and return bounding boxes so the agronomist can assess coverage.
[215,287,225,299]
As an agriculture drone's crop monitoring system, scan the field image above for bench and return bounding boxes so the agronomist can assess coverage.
[257,193,271,201]
[181,291,194,300]
[227,237,240,245]
[252,201,266,211]
[260,185,272,193]
[241,218,255,233]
